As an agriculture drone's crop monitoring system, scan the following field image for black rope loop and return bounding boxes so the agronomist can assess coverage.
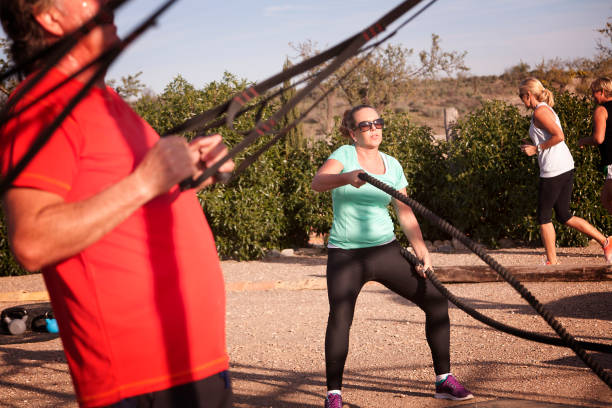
[357,172,612,389]
[399,247,612,353]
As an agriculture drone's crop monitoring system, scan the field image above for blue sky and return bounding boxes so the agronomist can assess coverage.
[101,0,611,93]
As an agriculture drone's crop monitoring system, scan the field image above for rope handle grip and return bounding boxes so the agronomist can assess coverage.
[179,171,232,191]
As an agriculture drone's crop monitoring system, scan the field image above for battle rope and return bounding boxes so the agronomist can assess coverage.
[399,247,612,353]
[357,172,612,388]
[1,0,608,388]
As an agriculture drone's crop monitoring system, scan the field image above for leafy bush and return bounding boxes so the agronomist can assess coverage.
[0,209,29,276]
[424,91,610,247]
[2,76,608,273]
[438,100,536,246]
[136,73,335,260]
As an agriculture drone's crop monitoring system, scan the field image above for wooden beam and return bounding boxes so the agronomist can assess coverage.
[433,264,612,283]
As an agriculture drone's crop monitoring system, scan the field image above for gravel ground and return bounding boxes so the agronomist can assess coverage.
[0,245,611,407]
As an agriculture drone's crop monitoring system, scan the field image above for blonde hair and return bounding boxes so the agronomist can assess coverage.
[519,77,555,107]
[339,104,375,139]
[590,77,612,98]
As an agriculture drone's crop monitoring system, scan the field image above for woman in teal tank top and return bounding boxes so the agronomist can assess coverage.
[311,105,473,407]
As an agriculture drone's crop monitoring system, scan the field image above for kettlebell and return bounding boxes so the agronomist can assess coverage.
[1,308,28,335]
[32,311,59,334]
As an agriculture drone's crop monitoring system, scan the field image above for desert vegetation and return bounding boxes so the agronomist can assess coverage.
[0,18,610,274]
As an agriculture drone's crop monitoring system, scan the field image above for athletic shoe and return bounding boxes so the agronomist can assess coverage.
[603,238,612,263]
[434,374,473,401]
[324,393,342,408]
[542,255,559,266]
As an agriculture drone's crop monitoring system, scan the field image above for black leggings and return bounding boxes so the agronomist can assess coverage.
[537,170,574,225]
[325,240,450,390]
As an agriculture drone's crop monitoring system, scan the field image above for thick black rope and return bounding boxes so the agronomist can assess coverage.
[358,172,612,388]
[399,247,612,353]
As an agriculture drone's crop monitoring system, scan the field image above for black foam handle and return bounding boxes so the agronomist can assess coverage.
[179,171,232,191]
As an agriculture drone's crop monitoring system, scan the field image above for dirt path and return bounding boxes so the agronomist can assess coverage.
[1,246,611,407]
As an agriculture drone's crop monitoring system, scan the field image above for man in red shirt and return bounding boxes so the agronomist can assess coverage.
[0,1,234,406]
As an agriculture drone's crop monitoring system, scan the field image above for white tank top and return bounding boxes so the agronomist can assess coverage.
[529,102,574,178]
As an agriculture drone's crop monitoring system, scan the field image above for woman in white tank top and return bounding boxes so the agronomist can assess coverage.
[518,78,612,265]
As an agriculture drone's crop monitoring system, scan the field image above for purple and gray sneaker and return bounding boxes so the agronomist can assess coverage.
[434,374,473,400]
[324,393,342,408]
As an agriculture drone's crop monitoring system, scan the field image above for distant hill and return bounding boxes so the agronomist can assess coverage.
[298,73,597,141]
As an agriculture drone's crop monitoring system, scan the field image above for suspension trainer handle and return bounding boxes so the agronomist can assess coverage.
[178,170,232,191]
[157,132,233,191]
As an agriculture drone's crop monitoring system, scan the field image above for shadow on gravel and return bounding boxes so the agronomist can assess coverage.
[230,362,434,407]
[542,292,612,320]
[0,344,74,406]
[230,363,324,407]
[458,399,580,407]
[229,361,608,407]
[0,344,65,365]
[0,332,59,346]
[544,351,612,369]
[0,378,74,406]
[262,257,327,266]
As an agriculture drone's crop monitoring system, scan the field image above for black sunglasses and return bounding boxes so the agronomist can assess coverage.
[356,118,384,132]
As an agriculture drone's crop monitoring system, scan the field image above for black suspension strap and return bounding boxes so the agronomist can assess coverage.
[357,172,612,388]
[173,0,431,189]
[228,47,378,181]
[226,0,441,183]
[163,0,438,141]
[0,0,432,193]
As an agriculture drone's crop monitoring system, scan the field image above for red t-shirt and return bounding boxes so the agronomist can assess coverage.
[0,69,229,407]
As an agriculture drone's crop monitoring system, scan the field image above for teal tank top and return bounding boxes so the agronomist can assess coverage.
[327,145,408,249]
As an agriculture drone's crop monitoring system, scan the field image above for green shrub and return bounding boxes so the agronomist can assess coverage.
[136,74,335,260]
[0,209,29,276]
[429,91,610,247]
[2,76,608,273]
[439,100,536,246]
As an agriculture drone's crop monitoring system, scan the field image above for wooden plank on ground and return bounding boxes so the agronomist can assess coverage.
[434,264,612,283]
